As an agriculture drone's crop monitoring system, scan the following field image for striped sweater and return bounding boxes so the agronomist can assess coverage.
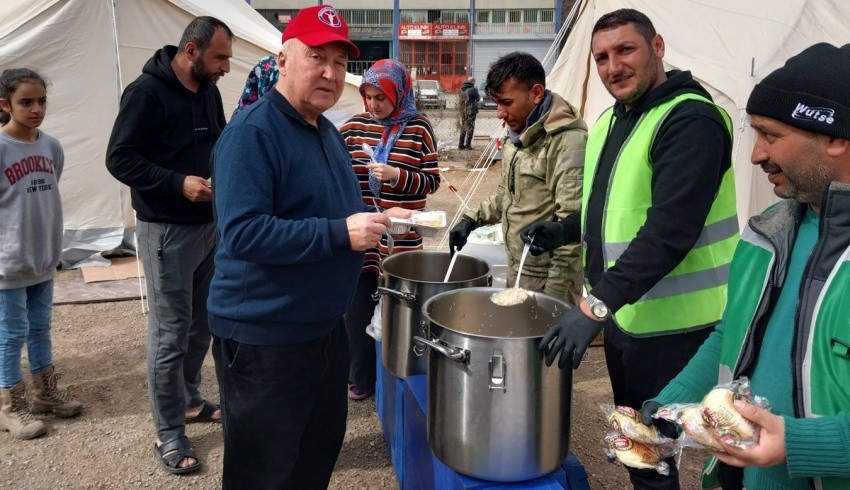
[340,113,440,274]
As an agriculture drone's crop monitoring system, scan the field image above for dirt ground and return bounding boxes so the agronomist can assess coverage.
[0,149,708,489]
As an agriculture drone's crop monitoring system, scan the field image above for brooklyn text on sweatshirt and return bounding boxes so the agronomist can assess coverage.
[4,154,56,185]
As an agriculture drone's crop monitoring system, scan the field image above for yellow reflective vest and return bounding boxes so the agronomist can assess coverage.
[582,93,738,335]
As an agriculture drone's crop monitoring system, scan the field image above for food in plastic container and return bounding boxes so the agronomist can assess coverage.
[410,210,446,228]
[389,210,446,237]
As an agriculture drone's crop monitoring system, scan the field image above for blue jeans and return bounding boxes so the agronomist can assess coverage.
[0,280,54,388]
[213,320,349,490]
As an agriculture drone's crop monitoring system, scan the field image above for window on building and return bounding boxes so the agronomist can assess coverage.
[401,10,428,23]
[440,10,469,23]
[540,9,555,23]
[349,10,365,25]
[523,9,537,23]
[491,10,506,24]
[508,10,522,24]
[476,10,490,24]
[364,10,379,25]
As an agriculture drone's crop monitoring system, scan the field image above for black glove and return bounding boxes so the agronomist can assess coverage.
[449,216,478,253]
[539,306,604,369]
[638,401,662,426]
[521,221,568,256]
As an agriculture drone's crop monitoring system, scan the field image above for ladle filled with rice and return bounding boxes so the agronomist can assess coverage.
[490,287,531,306]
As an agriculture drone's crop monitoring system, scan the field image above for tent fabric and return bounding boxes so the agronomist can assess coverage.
[0,0,363,267]
[549,0,850,226]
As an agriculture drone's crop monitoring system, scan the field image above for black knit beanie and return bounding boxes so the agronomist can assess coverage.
[747,43,850,140]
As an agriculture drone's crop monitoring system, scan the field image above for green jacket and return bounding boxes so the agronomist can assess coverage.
[467,92,585,303]
[656,183,850,489]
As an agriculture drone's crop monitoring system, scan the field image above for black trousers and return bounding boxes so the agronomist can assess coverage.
[213,321,349,490]
[603,321,712,490]
[458,112,477,148]
[344,273,378,390]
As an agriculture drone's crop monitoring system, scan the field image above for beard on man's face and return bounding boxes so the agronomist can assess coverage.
[191,55,217,85]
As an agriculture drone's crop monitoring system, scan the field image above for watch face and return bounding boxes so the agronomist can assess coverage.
[592,303,608,318]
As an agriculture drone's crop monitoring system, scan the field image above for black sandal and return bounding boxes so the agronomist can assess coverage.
[153,436,201,475]
[186,400,221,424]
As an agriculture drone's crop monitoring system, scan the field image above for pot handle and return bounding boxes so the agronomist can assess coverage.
[375,286,418,304]
[413,336,469,364]
[489,351,507,392]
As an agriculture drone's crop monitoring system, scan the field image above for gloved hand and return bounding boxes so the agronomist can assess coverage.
[449,216,478,253]
[521,220,568,256]
[539,306,604,369]
[638,401,662,426]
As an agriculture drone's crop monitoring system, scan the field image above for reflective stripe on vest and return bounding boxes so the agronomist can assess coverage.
[582,93,739,335]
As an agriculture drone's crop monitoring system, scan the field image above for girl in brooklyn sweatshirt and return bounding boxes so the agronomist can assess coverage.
[0,68,82,440]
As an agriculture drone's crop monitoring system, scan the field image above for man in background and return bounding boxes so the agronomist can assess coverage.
[458,76,479,149]
[106,16,232,475]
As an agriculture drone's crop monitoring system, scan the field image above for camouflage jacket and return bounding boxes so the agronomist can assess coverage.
[467,93,586,303]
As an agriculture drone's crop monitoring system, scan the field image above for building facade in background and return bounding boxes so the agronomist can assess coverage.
[250,0,575,92]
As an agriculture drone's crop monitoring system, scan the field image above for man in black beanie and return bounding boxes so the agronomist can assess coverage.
[637,42,850,490]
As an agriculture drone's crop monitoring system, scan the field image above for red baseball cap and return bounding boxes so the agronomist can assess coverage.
[282,5,360,58]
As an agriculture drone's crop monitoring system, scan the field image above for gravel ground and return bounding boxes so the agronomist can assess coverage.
[1,148,708,489]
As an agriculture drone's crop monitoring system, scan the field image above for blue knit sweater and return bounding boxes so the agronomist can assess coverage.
[208,89,368,345]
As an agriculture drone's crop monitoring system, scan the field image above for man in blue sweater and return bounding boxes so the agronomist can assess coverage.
[208,6,410,488]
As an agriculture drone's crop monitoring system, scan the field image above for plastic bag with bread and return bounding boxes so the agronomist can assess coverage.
[701,377,769,447]
[602,404,674,446]
[655,403,725,451]
[604,432,671,475]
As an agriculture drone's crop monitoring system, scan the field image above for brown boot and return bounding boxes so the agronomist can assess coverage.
[31,365,83,418]
[0,382,47,439]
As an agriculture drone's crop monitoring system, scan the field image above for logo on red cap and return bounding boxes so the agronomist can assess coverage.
[317,7,342,28]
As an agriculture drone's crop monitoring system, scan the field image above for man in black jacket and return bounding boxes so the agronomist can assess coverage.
[105,16,232,475]
[522,9,737,490]
[458,76,480,149]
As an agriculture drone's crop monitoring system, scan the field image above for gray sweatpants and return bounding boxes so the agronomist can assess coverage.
[137,220,216,443]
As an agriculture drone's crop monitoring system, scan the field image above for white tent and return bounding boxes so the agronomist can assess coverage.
[0,0,364,266]
[549,0,850,225]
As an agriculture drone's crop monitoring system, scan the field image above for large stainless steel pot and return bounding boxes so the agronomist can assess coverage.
[379,251,490,379]
[415,287,572,482]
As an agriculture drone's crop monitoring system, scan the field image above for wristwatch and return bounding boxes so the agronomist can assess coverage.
[585,294,610,321]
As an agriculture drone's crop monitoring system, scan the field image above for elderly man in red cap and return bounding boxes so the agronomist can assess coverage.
[208,5,412,488]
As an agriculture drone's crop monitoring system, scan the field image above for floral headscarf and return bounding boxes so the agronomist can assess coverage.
[233,55,279,117]
[359,59,422,164]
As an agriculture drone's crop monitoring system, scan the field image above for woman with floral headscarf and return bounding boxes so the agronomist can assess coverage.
[340,59,440,401]
[232,55,278,117]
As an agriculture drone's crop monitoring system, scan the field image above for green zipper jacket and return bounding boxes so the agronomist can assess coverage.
[467,92,586,303]
[656,182,850,489]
